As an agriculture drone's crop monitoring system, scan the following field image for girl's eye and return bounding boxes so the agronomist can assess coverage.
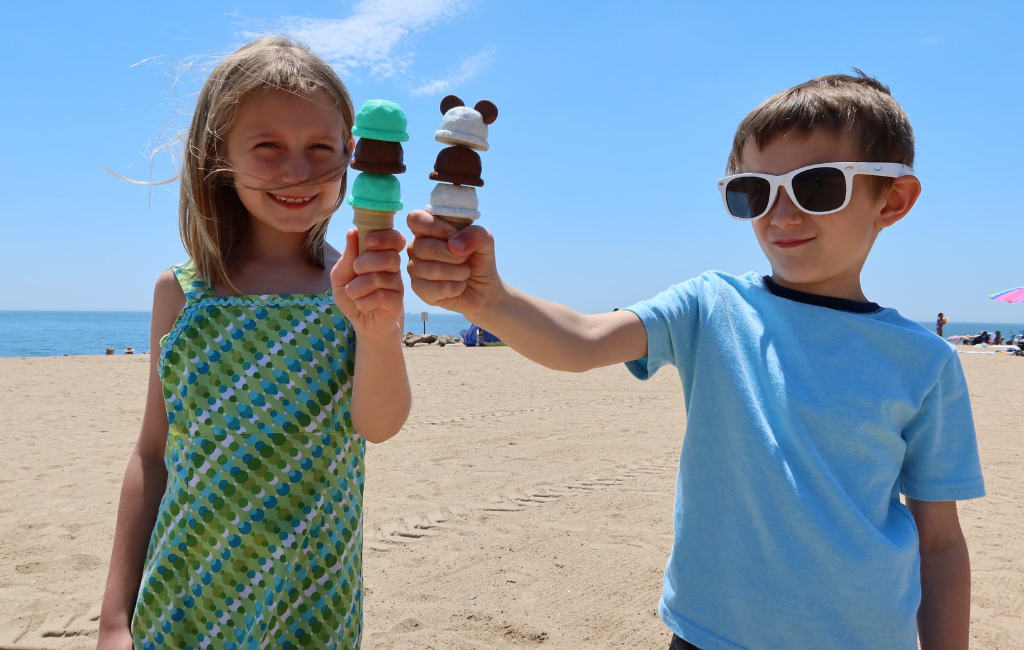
[311,144,334,151]
[255,142,279,149]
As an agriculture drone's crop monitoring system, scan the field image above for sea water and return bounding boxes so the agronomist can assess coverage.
[0,311,473,357]
[1,311,1019,358]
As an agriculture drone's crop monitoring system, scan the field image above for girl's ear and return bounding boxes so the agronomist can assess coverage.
[876,174,922,229]
[348,136,356,154]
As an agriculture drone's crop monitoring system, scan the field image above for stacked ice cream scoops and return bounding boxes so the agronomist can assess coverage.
[348,100,409,252]
[425,95,498,231]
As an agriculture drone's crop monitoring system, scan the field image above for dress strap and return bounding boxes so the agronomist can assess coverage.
[171,261,213,303]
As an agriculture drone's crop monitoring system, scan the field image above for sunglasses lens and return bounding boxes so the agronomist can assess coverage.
[725,177,771,219]
[791,166,846,213]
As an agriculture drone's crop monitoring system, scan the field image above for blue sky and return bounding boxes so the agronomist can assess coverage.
[2,1,1022,323]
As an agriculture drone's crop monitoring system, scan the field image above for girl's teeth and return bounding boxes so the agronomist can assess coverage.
[273,195,312,203]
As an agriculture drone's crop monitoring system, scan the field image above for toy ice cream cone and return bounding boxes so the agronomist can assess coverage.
[348,173,403,253]
[352,207,397,253]
[426,183,479,232]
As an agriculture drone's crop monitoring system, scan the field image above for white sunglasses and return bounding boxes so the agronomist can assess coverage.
[718,161,913,221]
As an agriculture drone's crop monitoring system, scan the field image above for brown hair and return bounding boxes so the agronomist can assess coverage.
[726,70,914,189]
[180,36,355,292]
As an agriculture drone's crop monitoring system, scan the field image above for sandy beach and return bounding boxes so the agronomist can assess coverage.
[0,347,1020,649]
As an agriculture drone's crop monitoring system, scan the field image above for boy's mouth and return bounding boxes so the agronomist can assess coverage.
[772,237,814,249]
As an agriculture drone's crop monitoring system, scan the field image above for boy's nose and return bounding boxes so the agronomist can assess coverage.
[767,188,805,226]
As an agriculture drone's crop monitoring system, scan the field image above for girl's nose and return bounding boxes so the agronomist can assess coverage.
[280,154,312,185]
[767,188,805,227]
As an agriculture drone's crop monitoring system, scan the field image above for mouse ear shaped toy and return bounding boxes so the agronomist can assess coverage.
[440,94,464,114]
[434,96,499,152]
[474,100,498,125]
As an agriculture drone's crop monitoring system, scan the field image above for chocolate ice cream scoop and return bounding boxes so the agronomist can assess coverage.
[429,146,483,187]
[351,139,406,175]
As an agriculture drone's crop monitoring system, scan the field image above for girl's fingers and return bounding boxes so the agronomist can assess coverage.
[345,272,404,303]
[353,288,404,315]
[353,249,403,275]
[361,228,406,252]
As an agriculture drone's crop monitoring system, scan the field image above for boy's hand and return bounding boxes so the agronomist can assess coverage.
[331,228,405,340]
[406,210,500,319]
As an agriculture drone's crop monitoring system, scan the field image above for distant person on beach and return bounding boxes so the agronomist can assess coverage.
[936,312,948,337]
[407,72,984,649]
[97,37,411,649]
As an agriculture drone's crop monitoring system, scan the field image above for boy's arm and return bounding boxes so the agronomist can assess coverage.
[906,498,971,650]
[406,210,648,372]
[332,229,412,443]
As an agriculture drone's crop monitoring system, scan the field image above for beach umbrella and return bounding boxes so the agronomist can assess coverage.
[989,286,1024,303]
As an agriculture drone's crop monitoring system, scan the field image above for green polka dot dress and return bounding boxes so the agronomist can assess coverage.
[131,262,364,649]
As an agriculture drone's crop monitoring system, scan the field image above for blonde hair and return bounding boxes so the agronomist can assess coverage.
[180,36,355,291]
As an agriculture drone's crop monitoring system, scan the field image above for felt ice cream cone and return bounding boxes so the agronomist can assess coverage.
[352,207,397,253]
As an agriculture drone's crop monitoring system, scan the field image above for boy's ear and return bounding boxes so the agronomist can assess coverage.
[876,175,922,229]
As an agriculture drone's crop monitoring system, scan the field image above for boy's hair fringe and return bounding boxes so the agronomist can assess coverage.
[181,36,355,293]
[726,70,915,188]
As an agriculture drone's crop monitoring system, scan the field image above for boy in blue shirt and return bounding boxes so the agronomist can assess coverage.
[405,72,985,649]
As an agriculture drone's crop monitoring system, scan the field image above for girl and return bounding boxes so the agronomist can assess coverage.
[97,36,411,649]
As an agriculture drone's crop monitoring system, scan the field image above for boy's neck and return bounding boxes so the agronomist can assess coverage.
[763,275,882,314]
[768,273,869,303]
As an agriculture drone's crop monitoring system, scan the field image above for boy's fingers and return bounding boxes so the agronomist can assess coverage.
[409,277,467,304]
[448,225,494,257]
[406,257,471,283]
[407,210,457,239]
[407,235,467,264]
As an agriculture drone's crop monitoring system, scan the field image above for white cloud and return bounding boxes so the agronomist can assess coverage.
[411,45,496,95]
[271,0,474,81]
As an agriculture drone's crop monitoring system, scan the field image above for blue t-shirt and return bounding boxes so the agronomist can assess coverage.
[624,271,985,650]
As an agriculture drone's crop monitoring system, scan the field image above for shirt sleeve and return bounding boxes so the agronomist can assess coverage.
[622,272,718,380]
[898,351,986,501]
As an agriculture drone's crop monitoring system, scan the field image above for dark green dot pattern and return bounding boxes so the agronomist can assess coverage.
[131,262,364,649]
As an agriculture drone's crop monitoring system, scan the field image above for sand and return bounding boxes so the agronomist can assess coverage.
[0,348,1021,649]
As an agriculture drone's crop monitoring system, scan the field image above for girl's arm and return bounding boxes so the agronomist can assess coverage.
[907,498,971,650]
[331,229,411,443]
[406,210,648,372]
[97,271,184,645]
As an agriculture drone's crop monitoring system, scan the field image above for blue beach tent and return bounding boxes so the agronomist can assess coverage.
[459,324,502,346]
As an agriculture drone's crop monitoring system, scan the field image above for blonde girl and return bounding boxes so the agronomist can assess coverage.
[97,36,411,649]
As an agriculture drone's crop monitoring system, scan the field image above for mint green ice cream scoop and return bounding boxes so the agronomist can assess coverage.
[351,100,409,142]
[348,173,403,211]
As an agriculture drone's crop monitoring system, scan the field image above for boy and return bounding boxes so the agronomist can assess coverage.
[405,72,984,649]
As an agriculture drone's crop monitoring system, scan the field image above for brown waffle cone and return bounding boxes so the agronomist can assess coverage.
[352,207,397,253]
[435,215,475,232]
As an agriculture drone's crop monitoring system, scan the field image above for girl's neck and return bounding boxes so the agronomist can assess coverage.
[215,221,337,297]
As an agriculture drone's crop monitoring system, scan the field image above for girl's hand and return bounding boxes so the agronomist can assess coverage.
[405,210,500,320]
[331,228,406,340]
[96,625,134,650]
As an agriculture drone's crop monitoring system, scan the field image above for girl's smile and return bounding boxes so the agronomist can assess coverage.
[225,88,350,235]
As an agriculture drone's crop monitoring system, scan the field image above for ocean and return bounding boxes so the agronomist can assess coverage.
[0,311,1020,358]
[0,311,473,357]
